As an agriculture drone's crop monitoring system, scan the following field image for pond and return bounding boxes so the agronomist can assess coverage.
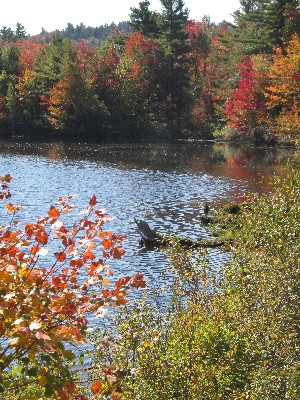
[0,139,298,314]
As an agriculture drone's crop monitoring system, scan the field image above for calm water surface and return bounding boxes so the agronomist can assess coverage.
[0,140,298,312]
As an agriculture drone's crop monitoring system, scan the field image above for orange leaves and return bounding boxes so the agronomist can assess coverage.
[91,380,104,395]
[262,34,300,140]
[102,278,110,286]
[0,174,12,182]
[130,272,146,289]
[100,231,126,260]
[111,247,126,259]
[35,229,49,245]
[58,327,85,343]
[0,175,147,398]
[57,194,76,205]
[102,289,111,298]
[55,251,67,262]
[0,174,12,200]
[101,238,113,250]
[25,222,49,245]
[6,203,22,213]
[52,276,64,287]
[86,260,104,277]
[72,222,78,236]
[48,205,61,218]
[16,39,42,72]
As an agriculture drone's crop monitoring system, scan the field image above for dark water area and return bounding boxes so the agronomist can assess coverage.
[0,139,299,324]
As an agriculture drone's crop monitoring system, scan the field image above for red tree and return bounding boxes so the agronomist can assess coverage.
[16,39,43,75]
[225,56,266,136]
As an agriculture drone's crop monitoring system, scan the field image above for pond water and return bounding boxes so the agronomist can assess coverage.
[0,139,298,318]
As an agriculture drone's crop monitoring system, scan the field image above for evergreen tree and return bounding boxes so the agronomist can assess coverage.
[232,0,300,54]
[159,0,191,124]
[130,0,161,38]
[34,35,76,96]
[1,45,20,76]
[15,23,27,39]
[0,26,14,43]
[267,0,300,47]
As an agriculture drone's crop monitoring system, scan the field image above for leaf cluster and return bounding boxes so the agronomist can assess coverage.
[0,175,146,399]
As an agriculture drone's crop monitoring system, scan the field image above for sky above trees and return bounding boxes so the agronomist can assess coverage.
[1,0,240,35]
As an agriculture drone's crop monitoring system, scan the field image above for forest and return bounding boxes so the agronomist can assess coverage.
[0,0,299,144]
[0,1,300,399]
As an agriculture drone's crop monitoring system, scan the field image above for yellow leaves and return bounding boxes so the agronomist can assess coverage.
[17,265,29,279]
[261,34,300,142]
[0,307,16,320]
[265,34,300,108]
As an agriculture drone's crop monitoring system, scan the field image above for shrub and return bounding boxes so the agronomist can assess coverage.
[89,168,300,399]
[0,174,145,399]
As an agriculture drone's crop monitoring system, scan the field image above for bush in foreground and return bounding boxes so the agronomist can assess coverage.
[0,175,145,399]
[89,168,300,399]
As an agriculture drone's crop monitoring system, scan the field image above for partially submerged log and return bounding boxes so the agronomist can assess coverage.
[134,218,162,242]
[200,215,216,225]
[134,218,224,249]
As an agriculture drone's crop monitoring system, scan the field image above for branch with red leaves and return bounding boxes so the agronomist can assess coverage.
[0,175,146,399]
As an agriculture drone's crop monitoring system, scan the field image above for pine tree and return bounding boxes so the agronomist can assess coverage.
[232,0,299,54]
[34,35,76,95]
[0,26,14,43]
[159,0,191,123]
[15,23,27,40]
[130,0,161,38]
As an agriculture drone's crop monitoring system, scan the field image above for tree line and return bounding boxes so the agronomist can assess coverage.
[0,0,299,143]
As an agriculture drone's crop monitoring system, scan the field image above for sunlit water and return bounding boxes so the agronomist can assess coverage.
[0,140,298,330]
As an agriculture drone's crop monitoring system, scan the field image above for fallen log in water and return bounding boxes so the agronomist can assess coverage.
[134,218,224,249]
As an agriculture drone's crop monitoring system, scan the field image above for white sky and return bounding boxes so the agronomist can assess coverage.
[1,0,241,35]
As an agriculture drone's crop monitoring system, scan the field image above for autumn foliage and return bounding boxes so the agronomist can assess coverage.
[225,56,266,136]
[263,34,300,142]
[0,3,299,143]
[0,175,145,399]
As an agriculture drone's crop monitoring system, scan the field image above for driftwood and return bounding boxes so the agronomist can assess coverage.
[200,215,216,225]
[134,218,224,249]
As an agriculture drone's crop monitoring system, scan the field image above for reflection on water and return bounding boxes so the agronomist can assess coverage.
[0,139,297,184]
[0,139,298,322]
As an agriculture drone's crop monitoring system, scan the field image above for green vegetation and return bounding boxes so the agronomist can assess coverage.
[0,0,299,143]
[88,168,300,399]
